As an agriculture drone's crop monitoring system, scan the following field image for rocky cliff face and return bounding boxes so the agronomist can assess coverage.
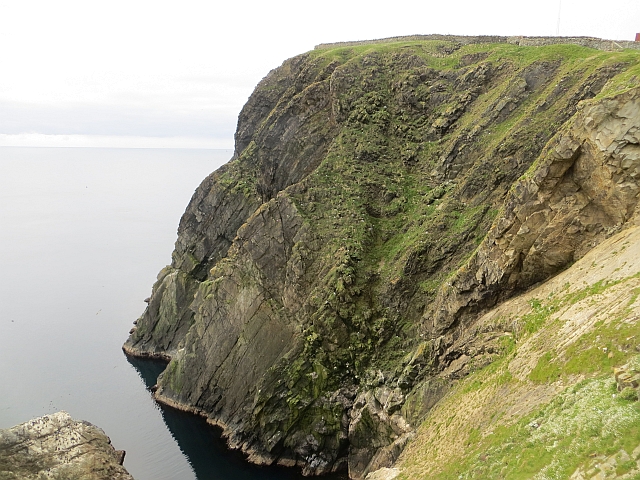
[124,36,640,477]
[429,85,640,358]
[0,412,133,480]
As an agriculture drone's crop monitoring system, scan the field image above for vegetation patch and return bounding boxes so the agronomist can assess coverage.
[400,374,640,480]
[524,275,640,383]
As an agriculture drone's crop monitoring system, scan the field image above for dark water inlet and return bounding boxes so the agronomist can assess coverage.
[126,356,348,480]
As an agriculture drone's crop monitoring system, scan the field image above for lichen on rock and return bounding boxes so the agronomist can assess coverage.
[0,412,133,480]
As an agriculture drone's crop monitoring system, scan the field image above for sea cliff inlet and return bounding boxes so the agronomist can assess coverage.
[0,147,345,480]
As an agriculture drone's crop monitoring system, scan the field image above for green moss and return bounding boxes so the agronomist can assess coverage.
[216,141,259,197]
[165,356,188,394]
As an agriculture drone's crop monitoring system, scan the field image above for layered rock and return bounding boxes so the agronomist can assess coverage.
[123,54,339,360]
[427,85,640,346]
[0,411,133,480]
[124,36,640,477]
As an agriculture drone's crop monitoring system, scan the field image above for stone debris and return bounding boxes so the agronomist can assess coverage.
[570,446,640,479]
[365,467,401,480]
[614,359,640,393]
[0,411,134,480]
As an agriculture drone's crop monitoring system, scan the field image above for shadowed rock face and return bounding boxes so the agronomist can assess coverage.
[123,54,339,362]
[124,36,640,478]
[0,412,133,480]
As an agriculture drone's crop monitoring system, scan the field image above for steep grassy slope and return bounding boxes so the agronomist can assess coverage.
[124,37,640,477]
[397,226,640,480]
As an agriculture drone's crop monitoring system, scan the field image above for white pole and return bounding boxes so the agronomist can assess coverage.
[556,0,562,36]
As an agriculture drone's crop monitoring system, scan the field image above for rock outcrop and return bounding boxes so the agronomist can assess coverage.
[124,36,640,477]
[0,411,133,480]
[428,84,640,352]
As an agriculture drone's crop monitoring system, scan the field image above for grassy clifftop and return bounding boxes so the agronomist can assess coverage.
[125,38,640,477]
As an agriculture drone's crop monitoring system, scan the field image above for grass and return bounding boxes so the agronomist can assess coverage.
[594,52,640,99]
[399,253,640,479]
[524,274,640,383]
[522,298,559,335]
[311,40,464,70]
[400,362,640,480]
[529,351,561,383]
[440,377,640,480]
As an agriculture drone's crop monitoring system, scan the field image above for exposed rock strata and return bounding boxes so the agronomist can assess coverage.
[0,411,133,480]
[428,85,640,346]
[124,37,640,477]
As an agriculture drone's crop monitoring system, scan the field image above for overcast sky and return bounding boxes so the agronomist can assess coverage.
[1,0,638,149]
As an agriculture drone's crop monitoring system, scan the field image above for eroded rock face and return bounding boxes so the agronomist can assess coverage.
[428,87,640,343]
[155,194,306,436]
[124,36,640,477]
[123,169,263,360]
[0,412,133,480]
[348,388,412,480]
[124,54,340,360]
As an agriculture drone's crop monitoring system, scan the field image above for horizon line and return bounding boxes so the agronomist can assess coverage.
[0,134,235,150]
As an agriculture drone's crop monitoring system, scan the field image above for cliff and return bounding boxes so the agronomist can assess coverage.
[124,36,640,477]
[0,412,134,480]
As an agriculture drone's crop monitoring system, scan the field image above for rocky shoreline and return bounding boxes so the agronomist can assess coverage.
[122,342,172,363]
[124,347,337,475]
[151,391,288,469]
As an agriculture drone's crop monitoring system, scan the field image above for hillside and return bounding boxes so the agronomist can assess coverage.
[396,225,640,479]
[124,36,640,478]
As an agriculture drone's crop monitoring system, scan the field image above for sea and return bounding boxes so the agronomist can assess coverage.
[0,147,345,480]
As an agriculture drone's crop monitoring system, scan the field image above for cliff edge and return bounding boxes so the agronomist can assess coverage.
[124,36,640,477]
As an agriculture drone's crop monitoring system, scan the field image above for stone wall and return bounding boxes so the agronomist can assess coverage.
[316,34,640,52]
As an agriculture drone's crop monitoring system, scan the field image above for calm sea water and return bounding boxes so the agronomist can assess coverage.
[0,147,345,480]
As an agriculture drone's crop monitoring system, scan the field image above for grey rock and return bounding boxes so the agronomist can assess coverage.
[0,411,134,480]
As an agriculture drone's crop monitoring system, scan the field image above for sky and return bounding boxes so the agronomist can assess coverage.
[1,0,638,149]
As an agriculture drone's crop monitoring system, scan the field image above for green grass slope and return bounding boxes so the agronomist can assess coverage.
[397,226,640,479]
